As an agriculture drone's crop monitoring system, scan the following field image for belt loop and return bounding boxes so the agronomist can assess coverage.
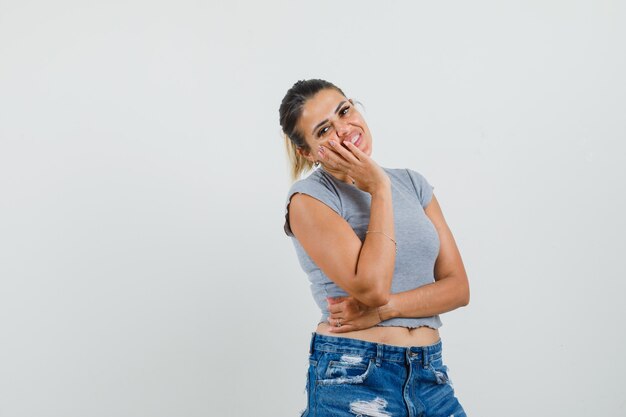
[422,346,429,368]
[309,332,316,355]
[376,344,383,367]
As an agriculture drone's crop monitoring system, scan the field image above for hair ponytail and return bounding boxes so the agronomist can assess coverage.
[283,133,314,182]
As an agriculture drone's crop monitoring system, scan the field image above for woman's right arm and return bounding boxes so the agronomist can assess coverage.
[288,140,396,307]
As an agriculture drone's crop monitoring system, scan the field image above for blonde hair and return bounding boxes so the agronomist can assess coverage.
[283,133,315,182]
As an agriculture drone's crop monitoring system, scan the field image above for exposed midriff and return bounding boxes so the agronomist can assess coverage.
[315,322,440,347]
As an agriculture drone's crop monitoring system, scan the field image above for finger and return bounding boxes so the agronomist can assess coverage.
[326,296,346,304]
[329,310,355,323]
[328,323,355,333]
[327,303,343,314]
[328,140,360,164]
[318,144,351,170]
[327,310,343,318]
[341,140,369,162]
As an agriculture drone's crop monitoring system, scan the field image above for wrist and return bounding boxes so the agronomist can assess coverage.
[370,185,391,198]
[377,295,399,321]
[369,178,391,197]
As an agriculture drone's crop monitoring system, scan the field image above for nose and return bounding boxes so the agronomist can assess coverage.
[334,120,350,139]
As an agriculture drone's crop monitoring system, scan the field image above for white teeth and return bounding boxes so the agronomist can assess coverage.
[351,134,360,144]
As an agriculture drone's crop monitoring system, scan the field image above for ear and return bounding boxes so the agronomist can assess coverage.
[296,146,315,163]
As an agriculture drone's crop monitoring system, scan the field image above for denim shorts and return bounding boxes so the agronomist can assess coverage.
[300,332,466,417]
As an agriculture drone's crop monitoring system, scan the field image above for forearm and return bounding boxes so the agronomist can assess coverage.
[377,274,470,320]
[352,186,396,306]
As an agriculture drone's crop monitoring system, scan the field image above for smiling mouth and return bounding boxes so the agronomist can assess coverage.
[349,133,362,147]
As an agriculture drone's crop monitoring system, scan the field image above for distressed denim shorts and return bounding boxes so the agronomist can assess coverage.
[300,332,466,417]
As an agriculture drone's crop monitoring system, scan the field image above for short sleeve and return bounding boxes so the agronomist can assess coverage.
[283,176,342,237]
[406,168,435,209]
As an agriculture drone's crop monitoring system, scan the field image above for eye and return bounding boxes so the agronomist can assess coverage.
[317,126,330,138]
[340,105,350,116]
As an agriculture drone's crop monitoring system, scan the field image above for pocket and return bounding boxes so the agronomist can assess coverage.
[316,353,375,386]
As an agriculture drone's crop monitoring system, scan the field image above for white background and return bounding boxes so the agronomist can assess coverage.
[1,1,625,416]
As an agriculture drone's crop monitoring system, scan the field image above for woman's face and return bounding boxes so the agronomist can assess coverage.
[296,88,373,163]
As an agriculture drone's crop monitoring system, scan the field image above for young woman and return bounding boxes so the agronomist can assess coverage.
[280,79,469,417]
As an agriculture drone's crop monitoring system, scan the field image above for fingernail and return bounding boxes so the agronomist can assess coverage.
[342,140,350,146]
[329,141,335,147]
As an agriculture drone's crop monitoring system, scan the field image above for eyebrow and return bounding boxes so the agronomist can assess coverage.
[311,100,347,135]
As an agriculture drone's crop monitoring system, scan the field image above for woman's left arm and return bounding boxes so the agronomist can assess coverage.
[380,193,469,319]
[327,194,469,332]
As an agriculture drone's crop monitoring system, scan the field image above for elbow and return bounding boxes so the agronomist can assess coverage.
[359,288,390,308]
[460,293,470,307]
[351,271,393,307]
[370,291,391,308]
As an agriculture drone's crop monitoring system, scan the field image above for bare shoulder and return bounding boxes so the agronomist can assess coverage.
[288,192,342,229]
[288,192,363,291]
[288,193,360,250]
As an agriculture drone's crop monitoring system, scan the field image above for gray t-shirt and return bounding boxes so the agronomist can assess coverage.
[283,166,442,329]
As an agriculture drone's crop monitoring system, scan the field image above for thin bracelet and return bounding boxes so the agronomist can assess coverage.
[365,230,397,253]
